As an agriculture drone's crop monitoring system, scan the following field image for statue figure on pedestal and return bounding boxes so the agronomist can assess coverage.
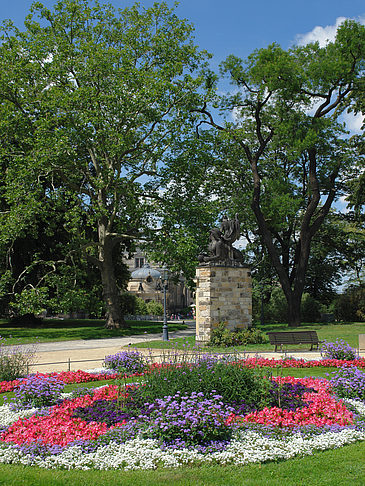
[198,214,244,265]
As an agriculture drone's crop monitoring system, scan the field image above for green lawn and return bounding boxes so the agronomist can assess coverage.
[0,440,364,485]
[0,319,187,345]
[0,367,363,484]
[134,321,365,352]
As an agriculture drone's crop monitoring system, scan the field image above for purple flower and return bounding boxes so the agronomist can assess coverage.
[321,339,358,361]
[13,374,65,409]
[104,350,146,374]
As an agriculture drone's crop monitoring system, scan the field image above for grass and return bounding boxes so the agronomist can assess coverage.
[0,319,187,345]
[0,440,364,485]
[0,365,363,484]
[134,321,365,352]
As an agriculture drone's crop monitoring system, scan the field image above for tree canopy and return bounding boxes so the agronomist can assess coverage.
[193,20,365,325]
[0,3,364,327]
[0,0,209,327]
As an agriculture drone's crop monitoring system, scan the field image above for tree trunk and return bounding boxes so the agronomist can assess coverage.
[286,292,302,327]
[97,215,126,329]
[100,248,126,329]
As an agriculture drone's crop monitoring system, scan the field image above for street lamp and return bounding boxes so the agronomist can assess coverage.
[161,267,169,341]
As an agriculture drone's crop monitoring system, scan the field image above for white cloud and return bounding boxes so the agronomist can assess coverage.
[295,16,365,47]
[342,111,364,134]
[337,196,350,214]
[295,17,348,47]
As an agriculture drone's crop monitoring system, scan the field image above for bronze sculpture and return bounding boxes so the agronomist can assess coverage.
[198,214,244,265]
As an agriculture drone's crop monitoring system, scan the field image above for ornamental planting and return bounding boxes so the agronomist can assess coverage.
[0,354,364,470]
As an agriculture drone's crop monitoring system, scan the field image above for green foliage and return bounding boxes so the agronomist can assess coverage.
[0,0,209,327]
[300,293,322,323]
[120,293,137,315]
[126,297,163,316]
[10,287,48,316]
[334,286,365,322]
[265,287,289,323]
[208,322,266,347]
[139,358,271,410]
[134,297,148,315]
[146,300,164,316]
[209,21,365,325]
[253,287,324,324]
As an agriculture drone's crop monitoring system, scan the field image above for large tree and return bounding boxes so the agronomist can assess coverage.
[0,0,208,327]
[197,20,365,325]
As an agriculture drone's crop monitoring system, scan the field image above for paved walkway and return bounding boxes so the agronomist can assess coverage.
[26,320,339,373]
[31,321,197,373]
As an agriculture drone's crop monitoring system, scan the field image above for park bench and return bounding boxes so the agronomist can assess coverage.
[267,331,322,352]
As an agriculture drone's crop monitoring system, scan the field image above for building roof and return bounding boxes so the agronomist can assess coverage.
[130,263,161,280]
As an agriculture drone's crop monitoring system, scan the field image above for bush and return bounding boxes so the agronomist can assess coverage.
[0,337,37,381]
[120,293,137,315]
[134,297,148,315]
[13,374,65,409]
[254,287,324,324]
[138,357,271,410]
[328,366,365,401]
[208,322,266,347]
[10,287,48,317]
[334,286,365,322]
[146,300,163,316]
[122,295,163,317]
[300,293,322,323]
[104,350,146,374]
[265,287,288,323]
[320,339,358,360]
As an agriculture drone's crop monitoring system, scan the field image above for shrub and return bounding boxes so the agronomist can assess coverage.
[13,374,65,409]
[10,287,48,317]
[300,293,322,323]
[208,322,266,347]
[0,337,37,381]
[321,339,358,361]
[138,357,271,410]
[135,297,148,315]
[328,366,365,401]
[334,286,365,322]
[120,293,137,315]
[104,349,146,374]
[146,300,163,316]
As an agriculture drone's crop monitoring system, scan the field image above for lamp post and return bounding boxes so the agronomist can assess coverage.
[259,282,265,326]
[161,267,169,341]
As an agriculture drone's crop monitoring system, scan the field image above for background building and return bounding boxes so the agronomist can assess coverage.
[125,250,193,315]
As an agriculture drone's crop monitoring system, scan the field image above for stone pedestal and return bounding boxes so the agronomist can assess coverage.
[195,264,252,344]
[359,334,365,353]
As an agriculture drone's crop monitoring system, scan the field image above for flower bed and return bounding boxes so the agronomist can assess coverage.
[0,370,120,394]
[1,357,365,395]
[0,360,364,470]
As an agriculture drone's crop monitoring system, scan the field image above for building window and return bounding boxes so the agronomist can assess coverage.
[135,257,145,268]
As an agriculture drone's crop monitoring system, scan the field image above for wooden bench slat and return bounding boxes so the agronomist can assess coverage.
[267,331,321,351]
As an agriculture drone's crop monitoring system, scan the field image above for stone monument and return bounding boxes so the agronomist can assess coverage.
[196,215,252,344]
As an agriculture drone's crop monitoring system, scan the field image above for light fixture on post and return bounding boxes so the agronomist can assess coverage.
[161,267,169,341]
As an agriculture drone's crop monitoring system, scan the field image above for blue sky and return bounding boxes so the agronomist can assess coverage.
[2,0,364,211]
[3,0,365,70]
